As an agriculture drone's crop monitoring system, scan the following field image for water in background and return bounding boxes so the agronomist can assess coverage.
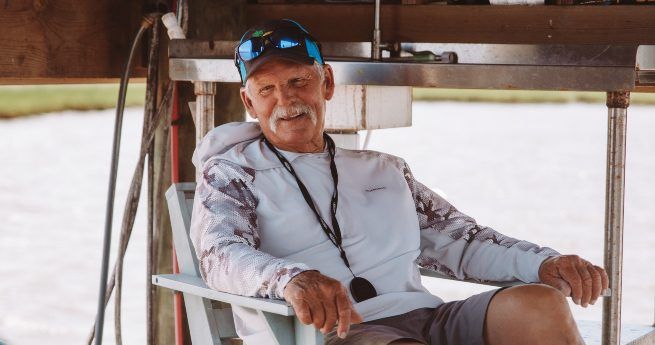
[0,102,653,344]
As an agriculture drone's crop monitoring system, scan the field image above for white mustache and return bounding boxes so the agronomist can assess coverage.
[269,103,317,134]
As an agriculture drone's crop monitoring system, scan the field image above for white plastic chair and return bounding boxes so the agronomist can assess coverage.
[152,183,323,345]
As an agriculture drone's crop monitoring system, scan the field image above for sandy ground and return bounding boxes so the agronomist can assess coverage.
[0,102,653,344]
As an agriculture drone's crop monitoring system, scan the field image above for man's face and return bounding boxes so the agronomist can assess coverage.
[240,58,335,153]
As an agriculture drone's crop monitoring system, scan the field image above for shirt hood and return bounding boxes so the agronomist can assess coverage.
[193,121,312,172]
[191,121,262,169]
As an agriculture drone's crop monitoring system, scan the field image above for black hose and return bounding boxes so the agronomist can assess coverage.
[86,80,173,345]
[143,17,161,345]
[112,14,161,345]
[93,15,156,345]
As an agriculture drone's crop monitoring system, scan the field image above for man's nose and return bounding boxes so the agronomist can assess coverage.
[275,87,297,106]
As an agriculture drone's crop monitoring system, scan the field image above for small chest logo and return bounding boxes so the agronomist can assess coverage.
[365,186,387,192]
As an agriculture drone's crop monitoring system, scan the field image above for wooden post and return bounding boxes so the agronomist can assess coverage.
[152,12,175,344]
[153,0,246,344]
[152,105,174,345]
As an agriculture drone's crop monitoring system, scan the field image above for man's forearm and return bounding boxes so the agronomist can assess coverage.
[190,158,311,299]
[196,241,311,299]
[419,229,556,283]
[403,161,559,282]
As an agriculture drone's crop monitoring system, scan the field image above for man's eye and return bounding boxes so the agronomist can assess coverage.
[259,86,273,95]
[291,78,308,87]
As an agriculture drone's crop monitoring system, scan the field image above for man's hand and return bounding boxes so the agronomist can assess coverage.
[283,270,363,338]
[538,255,609,307]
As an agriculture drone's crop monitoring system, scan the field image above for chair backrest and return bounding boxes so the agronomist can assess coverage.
[165,183,241,343]
[165,182,200,277]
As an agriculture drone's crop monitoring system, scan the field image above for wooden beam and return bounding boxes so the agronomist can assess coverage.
[247,5,655,44]
[0,77,147,86]
[0,0,146,83]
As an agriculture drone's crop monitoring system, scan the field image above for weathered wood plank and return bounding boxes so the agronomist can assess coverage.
[0,0,146,82]
[152,23,175,345]
[247,5,655,44]
[3,2,654,83]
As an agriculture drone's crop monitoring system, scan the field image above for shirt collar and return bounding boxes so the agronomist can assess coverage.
[271,140,329,163]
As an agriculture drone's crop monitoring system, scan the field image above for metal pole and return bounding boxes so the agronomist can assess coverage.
[372,0,382,60]
[602,91,629,345]
[194,82,216,144]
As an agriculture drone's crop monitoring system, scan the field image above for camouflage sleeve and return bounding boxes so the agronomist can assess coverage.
[401,161,560,283]
[190,158,311,299]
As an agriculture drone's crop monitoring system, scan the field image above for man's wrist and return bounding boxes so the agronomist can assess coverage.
[281,269,320,300]
[269,264,313,299]
[538,255,559,282]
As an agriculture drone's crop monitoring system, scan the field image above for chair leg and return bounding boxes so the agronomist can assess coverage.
[294,317,324,345]
[258,310,295,345]
[183,293,222,344]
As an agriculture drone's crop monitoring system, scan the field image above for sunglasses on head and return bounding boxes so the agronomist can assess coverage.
[235,28,310,62]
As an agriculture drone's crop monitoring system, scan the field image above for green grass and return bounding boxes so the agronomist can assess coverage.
[413,88,655,105]
[1,84,654,119]
[0,83,146,119]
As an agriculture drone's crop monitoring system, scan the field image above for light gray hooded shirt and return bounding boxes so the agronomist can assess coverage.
[190,122,558,343]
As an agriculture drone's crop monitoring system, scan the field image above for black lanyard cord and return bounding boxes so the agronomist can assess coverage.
[263,133,378,302]
[263,134,354,275]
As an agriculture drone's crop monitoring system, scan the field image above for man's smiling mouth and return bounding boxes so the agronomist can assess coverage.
[282,112,307,121]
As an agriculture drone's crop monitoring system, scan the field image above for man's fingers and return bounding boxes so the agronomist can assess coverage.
[294,299,313,325]
[542,255,610,306]
[335,288,365,337]
[576,262,593,307]
[589,264,602,305]
[559,259,583,305]
[335,289,353,338]
[545,276,572,297]
[597,265,609,291]
[336,308,351,339]
[307,299,326,330]
[321,297,339,334]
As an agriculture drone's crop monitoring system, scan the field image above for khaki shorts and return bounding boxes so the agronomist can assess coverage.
[325,288,506,345]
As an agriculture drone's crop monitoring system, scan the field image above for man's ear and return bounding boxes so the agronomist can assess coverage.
[323,64,335,101]
[240,86,258,119]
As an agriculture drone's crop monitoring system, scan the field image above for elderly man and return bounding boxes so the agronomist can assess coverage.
[190,19,608,345]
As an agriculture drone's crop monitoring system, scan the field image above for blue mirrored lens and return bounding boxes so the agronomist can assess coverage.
[276,37,300,49]
[238,39,262,61]
[269,30,301,49]
[237,29,309,63]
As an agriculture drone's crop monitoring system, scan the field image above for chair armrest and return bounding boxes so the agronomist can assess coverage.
[419,268,522,288]
[152,273,295,316]
[153,271,519,318]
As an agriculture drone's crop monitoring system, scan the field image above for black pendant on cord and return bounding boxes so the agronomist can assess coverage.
[339,248,377,302]
[264,134,378,303]
[350,276,377,302]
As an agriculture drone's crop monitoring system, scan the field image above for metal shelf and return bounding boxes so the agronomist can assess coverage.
[170,57,637,91]
[168,41,650,91]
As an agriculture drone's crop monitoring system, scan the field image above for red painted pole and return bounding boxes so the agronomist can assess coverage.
[170,81,185,345]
